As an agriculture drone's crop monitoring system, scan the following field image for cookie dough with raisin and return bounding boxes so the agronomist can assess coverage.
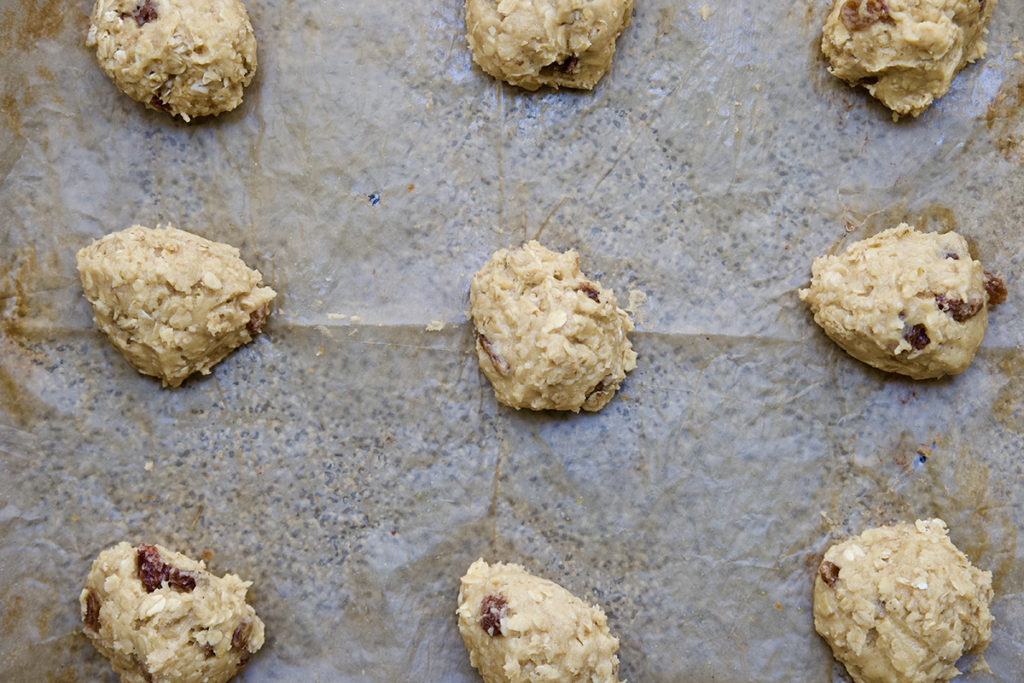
[821,0,995,118]
[80,542,265,683]
[76,225,276,387]
[86,0,258,120]
[465,0,632,90]
[457,559,621,683]
[469,240,636,412]
[813,519,994,683]
[799,224,1005,379]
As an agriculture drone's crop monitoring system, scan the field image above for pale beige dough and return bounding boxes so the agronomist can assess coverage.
[465,0,633,90]
[76,225,276,388]
[457,559,621,683]
[469,240,637,412]
[813,519,994,683]
[80,542,265,683]
[799,224,1005,379]
[86,0,257,120]
[821,0,995,118]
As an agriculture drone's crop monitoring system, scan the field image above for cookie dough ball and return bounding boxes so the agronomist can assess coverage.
[457,559,621,683]
[469,240,637,412]
[465,0,633,90]
[813,519,994,683]
[80,542,265,683]
[86,0,258,120]
[821,0,994,118]
[76,225,277,387]
[799,224,1006,379]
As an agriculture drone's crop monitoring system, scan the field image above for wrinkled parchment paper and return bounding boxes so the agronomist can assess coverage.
[3,0,1024,680]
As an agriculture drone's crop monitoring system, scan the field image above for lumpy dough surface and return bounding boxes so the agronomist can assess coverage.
[813,519,994,683]
[799,223,1005,380]
[465,0,632,90]
[86,0,257,120]
[469,240,636,412]
[821,0,994,118]
[76,225,276,387]
[457,559,621,683]
[80,542,265,683]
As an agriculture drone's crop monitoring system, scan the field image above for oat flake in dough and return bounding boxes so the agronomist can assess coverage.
[821,0,995,118]
[799,223,1005,380]
[469,240,636,412]
[80,542,265,683]
[813,519,994,683]
[86,0,257,120]
[457,559,621,683]
[465,0,633,90]
[76,225,276,388]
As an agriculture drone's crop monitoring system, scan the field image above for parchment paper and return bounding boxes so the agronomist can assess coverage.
[2,0,1024,680]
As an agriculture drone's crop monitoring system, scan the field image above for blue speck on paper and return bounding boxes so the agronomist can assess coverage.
[368,192,381,206]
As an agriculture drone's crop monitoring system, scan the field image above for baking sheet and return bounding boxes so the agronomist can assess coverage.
[2,0,1024,680]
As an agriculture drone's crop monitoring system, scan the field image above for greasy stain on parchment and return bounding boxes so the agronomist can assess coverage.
[0,0,69,56]
[991,350,1024,434]
[985,70,1024,161]
[816,430,1016,592]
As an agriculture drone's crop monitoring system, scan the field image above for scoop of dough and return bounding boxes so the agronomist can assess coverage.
[457,559,621,683]
[821,0,994,118]
[465,0,633,90]
[799,224,1005,379]
[76,225,276,387]
[80,542,265,683]
[86,0,258,120]
[469,240,637,412]
[813,519,994,683]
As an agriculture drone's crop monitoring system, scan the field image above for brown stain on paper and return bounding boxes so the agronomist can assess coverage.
[0,0,68,56]
[985,71,1024,161]
[991,351,1024,433]
[1,245,37,340]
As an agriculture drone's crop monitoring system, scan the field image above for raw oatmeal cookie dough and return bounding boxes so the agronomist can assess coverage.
[799,224,1006,379]
[76,225,276,387]
[821,0,995,118]
[465,0,633,90]
[813,519,994,683]
[86,0,258,120]
[457,559,621,683]
[469,240,637,412]
[80,542,265,683]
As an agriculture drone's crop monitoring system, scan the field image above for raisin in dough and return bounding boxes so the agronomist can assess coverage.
[457,559,621,683]
[86,0,257,120]
[799,224,1005,379]
[80,542,265,683]
[814,519,994,683]
[465,0,632,90]
[469,240,636,412]
[821,0,994,118]
[76,225,276,387]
